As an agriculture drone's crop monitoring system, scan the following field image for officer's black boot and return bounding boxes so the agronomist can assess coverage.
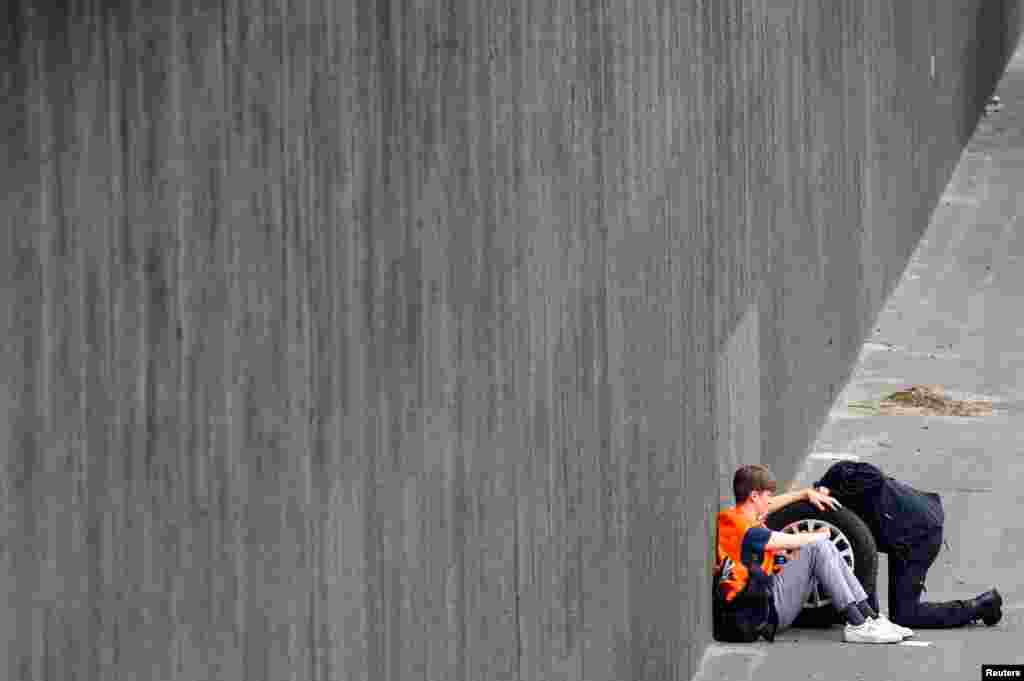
[962,589,1003,626]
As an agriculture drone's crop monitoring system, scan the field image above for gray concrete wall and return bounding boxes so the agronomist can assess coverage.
[0,2,1018,680]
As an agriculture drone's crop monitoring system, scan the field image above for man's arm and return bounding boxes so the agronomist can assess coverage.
[763,487,841,517]
[763,489,808,516]
[765,527,830,550]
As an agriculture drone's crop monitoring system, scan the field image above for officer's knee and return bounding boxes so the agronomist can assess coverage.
[890,599,914,623]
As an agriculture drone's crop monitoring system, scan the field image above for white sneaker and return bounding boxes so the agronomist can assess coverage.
[874,613,914,639]
[844,619,902,644]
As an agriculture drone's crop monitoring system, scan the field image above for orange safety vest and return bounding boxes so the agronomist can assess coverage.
[715,507,782,602]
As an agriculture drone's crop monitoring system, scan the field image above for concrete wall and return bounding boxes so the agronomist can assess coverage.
[0,2,1018,680]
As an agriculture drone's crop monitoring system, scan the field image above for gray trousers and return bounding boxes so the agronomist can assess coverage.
[771,539,868,630]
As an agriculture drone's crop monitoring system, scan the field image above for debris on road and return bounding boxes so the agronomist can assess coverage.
[847,385,993,416]
[881,385,992,415]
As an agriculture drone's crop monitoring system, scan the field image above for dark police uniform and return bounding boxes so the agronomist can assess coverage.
[815,461,976,628]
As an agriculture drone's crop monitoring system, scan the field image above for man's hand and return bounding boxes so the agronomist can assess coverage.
[779,527,830,562]
[806,486,842,512]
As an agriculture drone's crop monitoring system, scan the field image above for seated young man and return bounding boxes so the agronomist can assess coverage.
[715,464,913,643]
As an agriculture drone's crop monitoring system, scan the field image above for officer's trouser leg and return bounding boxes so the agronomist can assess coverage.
[888,529,974,628]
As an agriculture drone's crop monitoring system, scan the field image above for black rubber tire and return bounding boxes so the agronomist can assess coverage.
[764,501,879,628]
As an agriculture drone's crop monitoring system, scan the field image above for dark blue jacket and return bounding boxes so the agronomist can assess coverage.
[814,461,943,560]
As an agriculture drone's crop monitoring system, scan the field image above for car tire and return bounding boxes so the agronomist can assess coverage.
[764,501,879,628]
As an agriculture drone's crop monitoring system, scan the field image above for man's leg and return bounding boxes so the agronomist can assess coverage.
[771,546,819,631]
[834,550,864,594]
[772,540,866,630]
[812,539,869,605]
[888,530,974,628]
[867,589,880,615]
[831,549,879,617]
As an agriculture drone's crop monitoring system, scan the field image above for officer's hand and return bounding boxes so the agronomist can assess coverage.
[806,487,842,511]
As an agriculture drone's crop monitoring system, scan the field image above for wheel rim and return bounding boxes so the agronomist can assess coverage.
[779,518,857,609]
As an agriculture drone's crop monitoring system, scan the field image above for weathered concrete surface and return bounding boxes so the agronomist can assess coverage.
[0,2,1019,681]
[698,40,1024,681]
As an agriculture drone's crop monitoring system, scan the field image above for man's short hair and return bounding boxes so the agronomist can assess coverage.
[733,464,777,504]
